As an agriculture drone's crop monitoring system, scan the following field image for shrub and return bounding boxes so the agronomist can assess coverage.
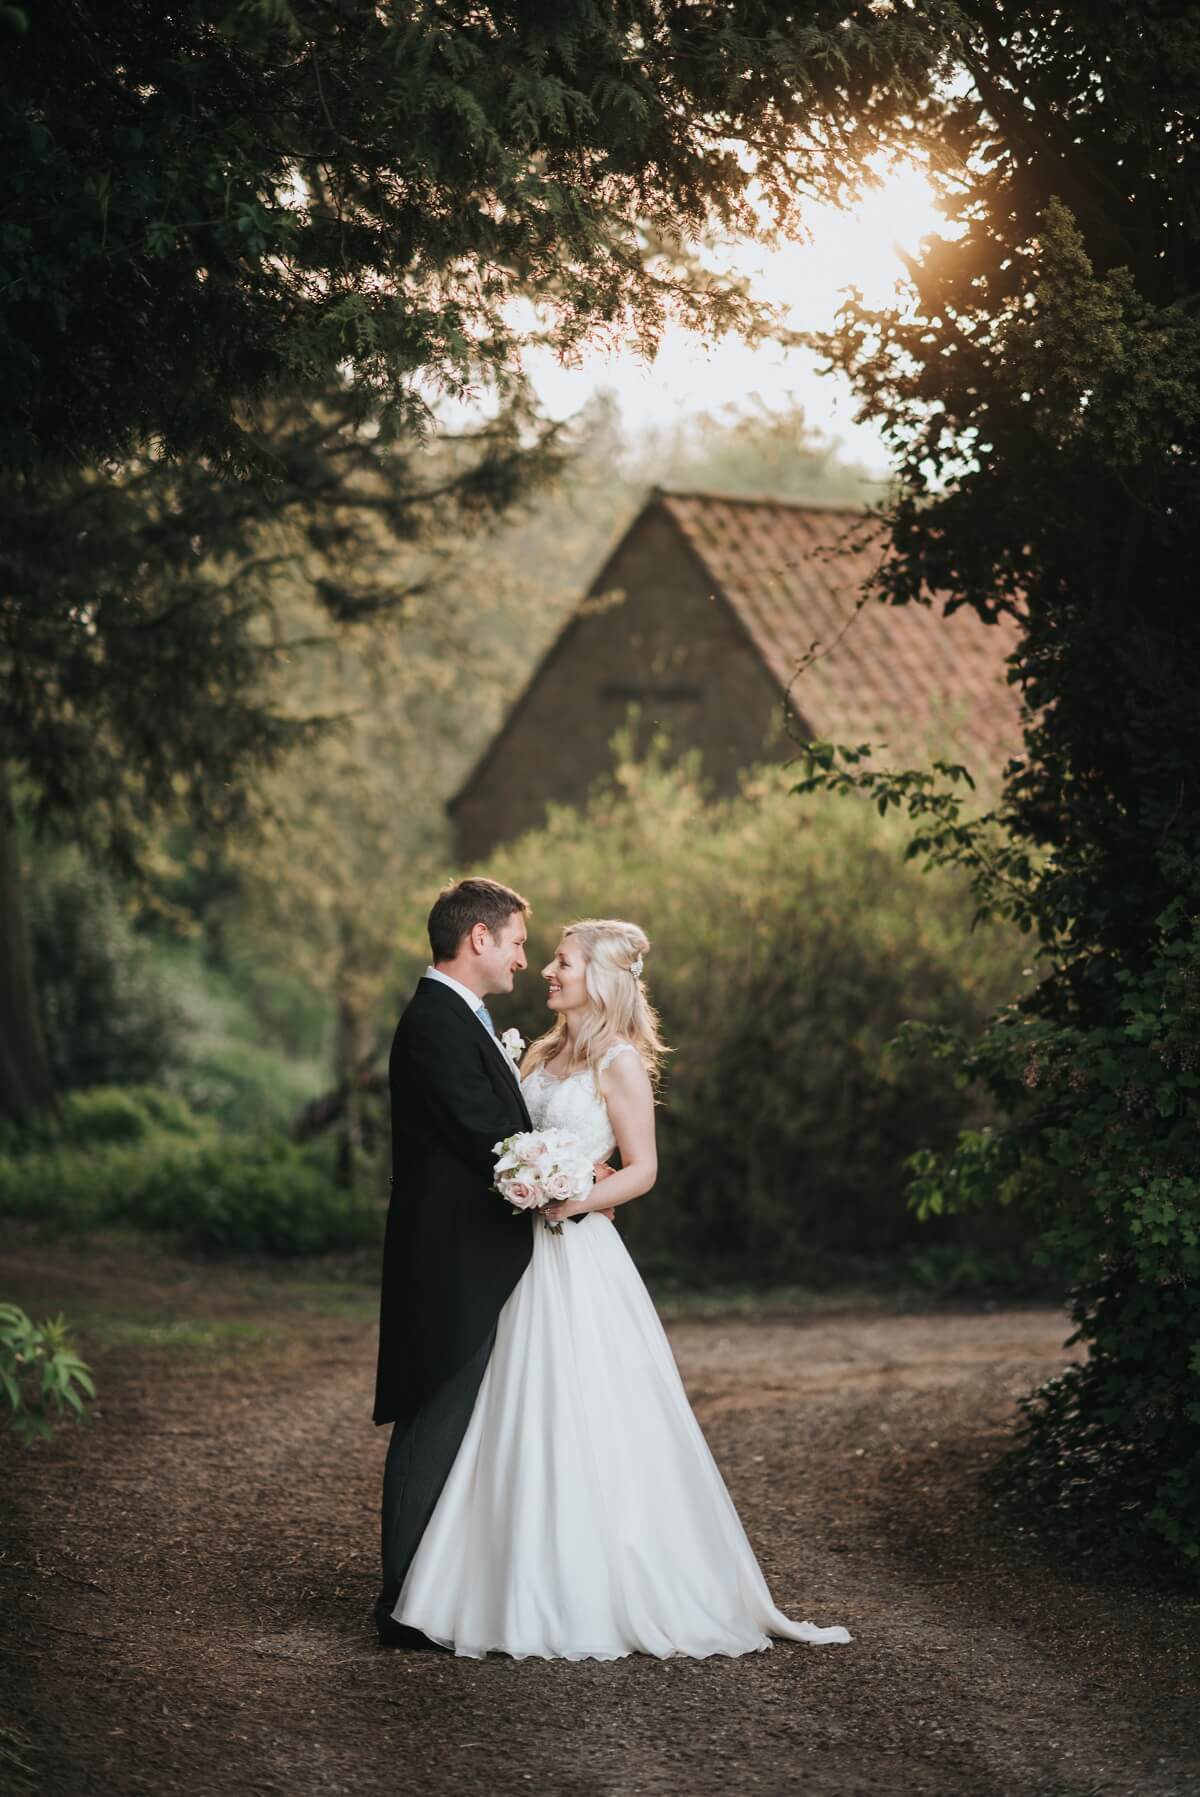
[798,751,1200,1584]
[458,752,1033,1279]
[0,1303,95,1446]
[22,841,332,1139]
[131,1136,380,1256]
[0,1084,205,1154]
[168,1040,327,1134]
[918,896,1200,1581]
[28,849,187,1090]
[0,1086,380,1257]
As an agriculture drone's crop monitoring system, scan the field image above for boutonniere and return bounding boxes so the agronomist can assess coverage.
[500,1028,525,1068]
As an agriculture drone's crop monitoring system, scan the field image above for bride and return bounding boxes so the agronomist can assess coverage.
[392,917,851,1660]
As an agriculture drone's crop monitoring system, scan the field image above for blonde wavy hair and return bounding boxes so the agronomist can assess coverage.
[521,918,669,1086]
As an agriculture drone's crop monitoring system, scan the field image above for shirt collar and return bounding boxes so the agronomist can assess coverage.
[423,965,486,1015]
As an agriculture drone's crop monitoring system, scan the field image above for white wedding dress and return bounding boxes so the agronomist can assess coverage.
[392,1042,851,1660]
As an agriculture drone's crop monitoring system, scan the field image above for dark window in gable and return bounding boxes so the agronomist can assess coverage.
[599,681,703,703]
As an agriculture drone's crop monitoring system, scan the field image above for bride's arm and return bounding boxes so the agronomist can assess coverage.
[542,1053,657,1223]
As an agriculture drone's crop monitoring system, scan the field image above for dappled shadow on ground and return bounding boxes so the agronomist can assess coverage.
[3,1232,1198,1797]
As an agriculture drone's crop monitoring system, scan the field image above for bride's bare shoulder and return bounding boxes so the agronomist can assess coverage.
[598,1042,651,1092]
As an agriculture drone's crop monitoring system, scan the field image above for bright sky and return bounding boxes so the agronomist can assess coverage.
[522,160,945,475]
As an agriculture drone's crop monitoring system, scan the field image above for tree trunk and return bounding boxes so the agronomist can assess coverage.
[0,767,55,1120]
[333,927,370,1189]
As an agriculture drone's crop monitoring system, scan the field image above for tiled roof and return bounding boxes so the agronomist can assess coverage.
[657,488,1024,770]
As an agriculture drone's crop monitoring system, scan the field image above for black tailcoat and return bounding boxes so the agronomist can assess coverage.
[373,977,533,1428]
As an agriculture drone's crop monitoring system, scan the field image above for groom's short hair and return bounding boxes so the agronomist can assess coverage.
[428,877,530,962]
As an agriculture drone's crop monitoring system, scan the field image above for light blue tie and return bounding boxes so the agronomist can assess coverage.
[476,1001,498,1039]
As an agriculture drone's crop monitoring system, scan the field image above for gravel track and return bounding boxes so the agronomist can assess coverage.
[3,1238,1199,1797]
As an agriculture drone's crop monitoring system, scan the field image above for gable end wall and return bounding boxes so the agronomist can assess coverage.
[451,502,788,861]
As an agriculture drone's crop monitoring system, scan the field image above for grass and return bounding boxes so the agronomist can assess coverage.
[642,1242,1059,1318]
[649,1281,905,1321]
[18,1274,1044,1373]
[3,1224,1059,1401]
[2,1231,382,1372]
[230,1278,379,1323]
[2,1296,281,1361]
[74,1305,279,1356]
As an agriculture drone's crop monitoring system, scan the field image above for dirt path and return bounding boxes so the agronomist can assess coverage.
[3,1235,1199,1797]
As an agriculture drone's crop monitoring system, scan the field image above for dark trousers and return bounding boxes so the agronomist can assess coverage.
[374,1324,496,1638]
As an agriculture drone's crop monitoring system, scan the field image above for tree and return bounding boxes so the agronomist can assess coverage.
[2,0,954,474]
[0,0,957,1114]
[805,5,1200,1577]
[212,501,575,1179]
[0,389,567,1114]
[644,393,878,504]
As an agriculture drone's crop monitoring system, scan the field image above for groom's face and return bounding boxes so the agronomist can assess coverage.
[479,912,528,996]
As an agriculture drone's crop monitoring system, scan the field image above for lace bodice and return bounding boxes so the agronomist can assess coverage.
[521,1041,638,1166]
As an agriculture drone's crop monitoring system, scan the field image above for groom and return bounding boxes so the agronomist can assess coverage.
[373,876,535,1648]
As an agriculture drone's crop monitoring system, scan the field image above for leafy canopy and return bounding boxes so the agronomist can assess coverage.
[2,0,958,475]
[807,3,1200,1580]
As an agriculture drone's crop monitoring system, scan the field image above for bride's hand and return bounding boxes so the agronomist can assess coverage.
[542,1196,592,1226]
[544,1161,616,1226]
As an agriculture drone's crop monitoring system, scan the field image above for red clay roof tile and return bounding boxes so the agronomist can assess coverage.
[657,488,1024,770]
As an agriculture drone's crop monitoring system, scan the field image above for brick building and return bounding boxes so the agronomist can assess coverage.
[449,488,1023,860]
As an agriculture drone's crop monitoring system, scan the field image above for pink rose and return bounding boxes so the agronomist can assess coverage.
[545,1171,574,1200]
[524,1139,550,1163]
[506,1179,542,1210]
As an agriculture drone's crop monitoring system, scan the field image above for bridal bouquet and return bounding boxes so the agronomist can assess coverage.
[492,1127,595,1234]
